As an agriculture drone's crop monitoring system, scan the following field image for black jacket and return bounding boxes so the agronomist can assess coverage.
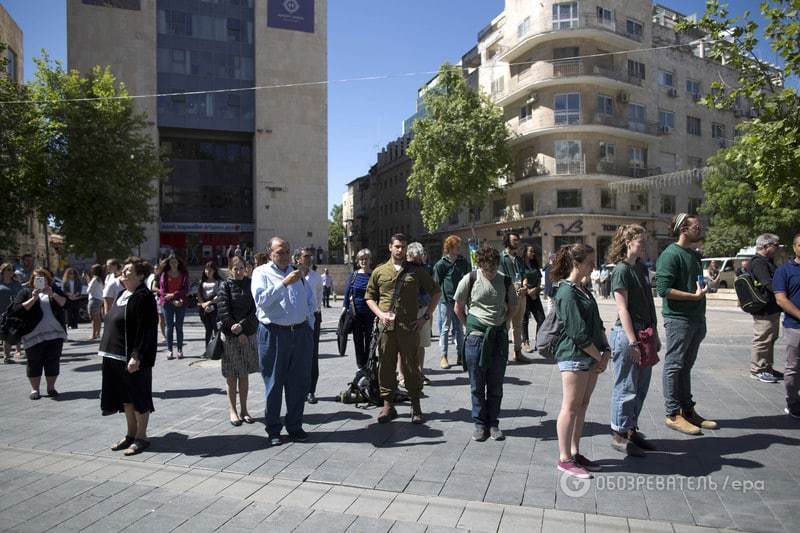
[217,278,258,336]
[749,254,781,316]
[11,286,67,336]
[125,283,159,367]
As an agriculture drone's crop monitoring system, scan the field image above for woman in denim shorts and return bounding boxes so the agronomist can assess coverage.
[552,244,611,479]
[608,224,659,457]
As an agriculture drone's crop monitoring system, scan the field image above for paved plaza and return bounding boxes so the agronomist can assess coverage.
[0,301,798,532]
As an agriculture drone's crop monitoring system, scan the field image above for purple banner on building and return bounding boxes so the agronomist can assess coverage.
[268,0,315,33]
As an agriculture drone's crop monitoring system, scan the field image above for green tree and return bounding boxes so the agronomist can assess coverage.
[0,44,44,252]
[27,54,168,260]
[406,63,511,232]
[328,203,344,262]
[678,1,800,252]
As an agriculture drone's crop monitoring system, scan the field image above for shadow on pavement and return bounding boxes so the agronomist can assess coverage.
[72,363,102,372]
[431,375,533,387]
[153,387,225,399]
[50,389,101,401]
[714,415,800,431]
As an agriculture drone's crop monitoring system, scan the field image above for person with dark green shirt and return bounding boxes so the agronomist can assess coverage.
[656,213,717,436]
[366,234,441,425]
[608,224,659,457]
[433,235,470,369]
[521,245,545,353]
[498,232,533,364]
[552,243,610,480]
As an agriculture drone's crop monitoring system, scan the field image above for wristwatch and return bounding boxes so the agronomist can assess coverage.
[423,312,431,321]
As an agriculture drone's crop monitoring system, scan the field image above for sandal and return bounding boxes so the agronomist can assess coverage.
[377,405,398,423]
[242,415,255,424]
[111,435,135,451]
[123,438,151,456]
[412,412,425,425]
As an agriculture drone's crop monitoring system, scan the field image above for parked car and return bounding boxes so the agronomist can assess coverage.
[701,257,747,289]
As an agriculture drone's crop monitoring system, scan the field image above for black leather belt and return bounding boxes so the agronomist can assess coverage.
[267,321,307,331]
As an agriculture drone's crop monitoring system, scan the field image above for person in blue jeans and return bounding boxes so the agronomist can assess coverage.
[433,235,469,369]
[251,237,315,446]
[158,256,189,360]
[608,224,660,456]
[656,214,717,435]
[454,246,517,442]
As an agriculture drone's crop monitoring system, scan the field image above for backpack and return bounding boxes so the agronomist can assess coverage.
[734,271,769,314]
[0,303,24,345]
[465,270,512,308]
[536,282,571,358]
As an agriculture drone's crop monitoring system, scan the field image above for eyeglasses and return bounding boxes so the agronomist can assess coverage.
[301,254,313,259]
[271,249,289,256]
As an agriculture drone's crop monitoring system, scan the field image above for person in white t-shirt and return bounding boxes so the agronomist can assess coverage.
[297,248,324,404]
[87,264,105,340]
[103,258,123,314]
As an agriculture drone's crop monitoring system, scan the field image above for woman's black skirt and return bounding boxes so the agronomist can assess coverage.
[101,357,155,415]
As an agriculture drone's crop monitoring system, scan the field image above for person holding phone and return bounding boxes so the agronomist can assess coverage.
[158,255,189,360]
[11,269,68,399]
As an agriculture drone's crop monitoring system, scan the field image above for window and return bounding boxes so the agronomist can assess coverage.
[686,79,700,97]
[493,199,506,219]
[469,207,482,222]
[519,104,533,123]
[688,197,702,214]
[227,18,242,42]
[553,47,579,60]
[555,140,582,174]
[599,142,615,162]
[658,110,675,131]
[630,191,649,212]
[687,116,702,136]
[5,47,17,83]
[552,2,579,30]
[490,77,505,96]
[521,193,535,214]
[601,189,617,209]
[661,194,676,214]
[629,147,646,167]
[712,122,726,139]
[517,17,530,38]
[165,10,192,36]
[688,156,704,169]
[83,0,141,9]
[557,189,582,208]
[626,19,643,38]
[627,60,646,80]
[628,103,646,132]
[597,7,614,26]
[554,92,581,125]
[597,94,613,115]
[658,70,674,87]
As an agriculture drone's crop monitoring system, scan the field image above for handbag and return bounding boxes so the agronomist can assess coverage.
[336,273,357,356]
[204,331,224,360]
[631,263,660,368]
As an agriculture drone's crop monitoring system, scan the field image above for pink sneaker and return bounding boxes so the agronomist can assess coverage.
[574,453,602,472]
[558,458,592,479]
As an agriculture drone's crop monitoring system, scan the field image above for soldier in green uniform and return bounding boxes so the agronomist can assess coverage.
[366,234,441,424]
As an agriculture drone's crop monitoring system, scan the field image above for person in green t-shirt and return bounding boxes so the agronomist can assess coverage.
[608,224,659,457]
[433,235,470,369]
[454,246,517,442]
[656,213,717,436]
[521,245,545,353]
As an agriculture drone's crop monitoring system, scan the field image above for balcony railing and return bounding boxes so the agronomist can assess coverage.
[500,59,642,98]
[596,161,662,177]
[511,113,663,137]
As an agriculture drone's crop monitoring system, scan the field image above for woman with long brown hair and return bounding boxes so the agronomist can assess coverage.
[158,255,189,359]
[61,267,82,330]
[608,224,659,456]
[552,243,610,479]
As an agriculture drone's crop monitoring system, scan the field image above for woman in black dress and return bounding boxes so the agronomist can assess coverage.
[99,257,158,456]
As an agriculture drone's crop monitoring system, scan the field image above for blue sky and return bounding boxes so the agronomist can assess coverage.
[1,0,785,218]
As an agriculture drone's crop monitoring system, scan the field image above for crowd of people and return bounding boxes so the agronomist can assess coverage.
[1,217,798,476]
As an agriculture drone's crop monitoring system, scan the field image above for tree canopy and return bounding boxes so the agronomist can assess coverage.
[328,203,344,263]
[406,63,511,232]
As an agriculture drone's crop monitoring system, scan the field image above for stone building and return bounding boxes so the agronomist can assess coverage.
[438,0,748,263]
[67,0,327,263]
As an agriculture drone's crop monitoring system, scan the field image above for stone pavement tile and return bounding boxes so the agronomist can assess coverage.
[484,471,527,505]
[542,508,585,533]
[279,481,331,507]
[522,466,557,509]
[259,504,314,531]
[187,471,244,495]
[346,515,396,533]
[313,485,364,513]
[119,508,189,533]
[136,465,188,487]
[80,498,165,533]
[346,488,397,518]
[417,496,465,528]
[248,477,303,504]
[218,475,269,499]
[377,463,416,492]
[627,518,673,532]
[215,501,279,531]
[8,493,106,533]
[56,483,157,530]
[381,492,429,523]
[424,526,466,533]
[585,513,629,533]
[86,480,137,498]
[293,509,359,533]
[683,490,735,529]
[224,451,272,475]
[595,488,648,519]
[728,512,787,533]
[765,501,798,532]
[439,473,489,502]
[405,479,444,496]
[672,525,722,533]
[641,487,696,524]
[308,458,366,484]
[249,458,292,478]
[202,495,253,519]
[161,468,216,492]
[388,520,428,533]
[456,501,504,532]
[343,457,395,488]
[170,511,231,532]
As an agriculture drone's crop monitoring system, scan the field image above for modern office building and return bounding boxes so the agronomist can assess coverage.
[438,1,747,262]
[67,0,327,264]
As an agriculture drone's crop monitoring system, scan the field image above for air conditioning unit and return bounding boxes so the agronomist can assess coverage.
[526,92,538,106]
[617,91,629,103]
[659,126,673,134]
[667,88,678,97]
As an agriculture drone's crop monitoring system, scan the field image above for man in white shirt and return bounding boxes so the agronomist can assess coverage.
[103,258,123,314]
[321,268,333,308]
[297,248,324,404]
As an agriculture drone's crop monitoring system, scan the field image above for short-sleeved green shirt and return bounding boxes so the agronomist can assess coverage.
[365,261,440,326]
[611,260,656,328]
[454,271,518,327]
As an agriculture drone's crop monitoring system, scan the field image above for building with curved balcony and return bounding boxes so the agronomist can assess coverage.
[440,1,747,262]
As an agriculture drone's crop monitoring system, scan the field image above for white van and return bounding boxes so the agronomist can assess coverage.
[701,256,750,289]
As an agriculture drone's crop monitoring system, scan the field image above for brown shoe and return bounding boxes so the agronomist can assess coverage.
[665,413,701,435]
[511,350,533,364]
[439,356,450,369]
[683,409,718,430]
[378,404,398,423]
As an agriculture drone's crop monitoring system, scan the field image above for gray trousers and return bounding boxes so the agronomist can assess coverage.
[751,313,781,373]
[785,328,800,410]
